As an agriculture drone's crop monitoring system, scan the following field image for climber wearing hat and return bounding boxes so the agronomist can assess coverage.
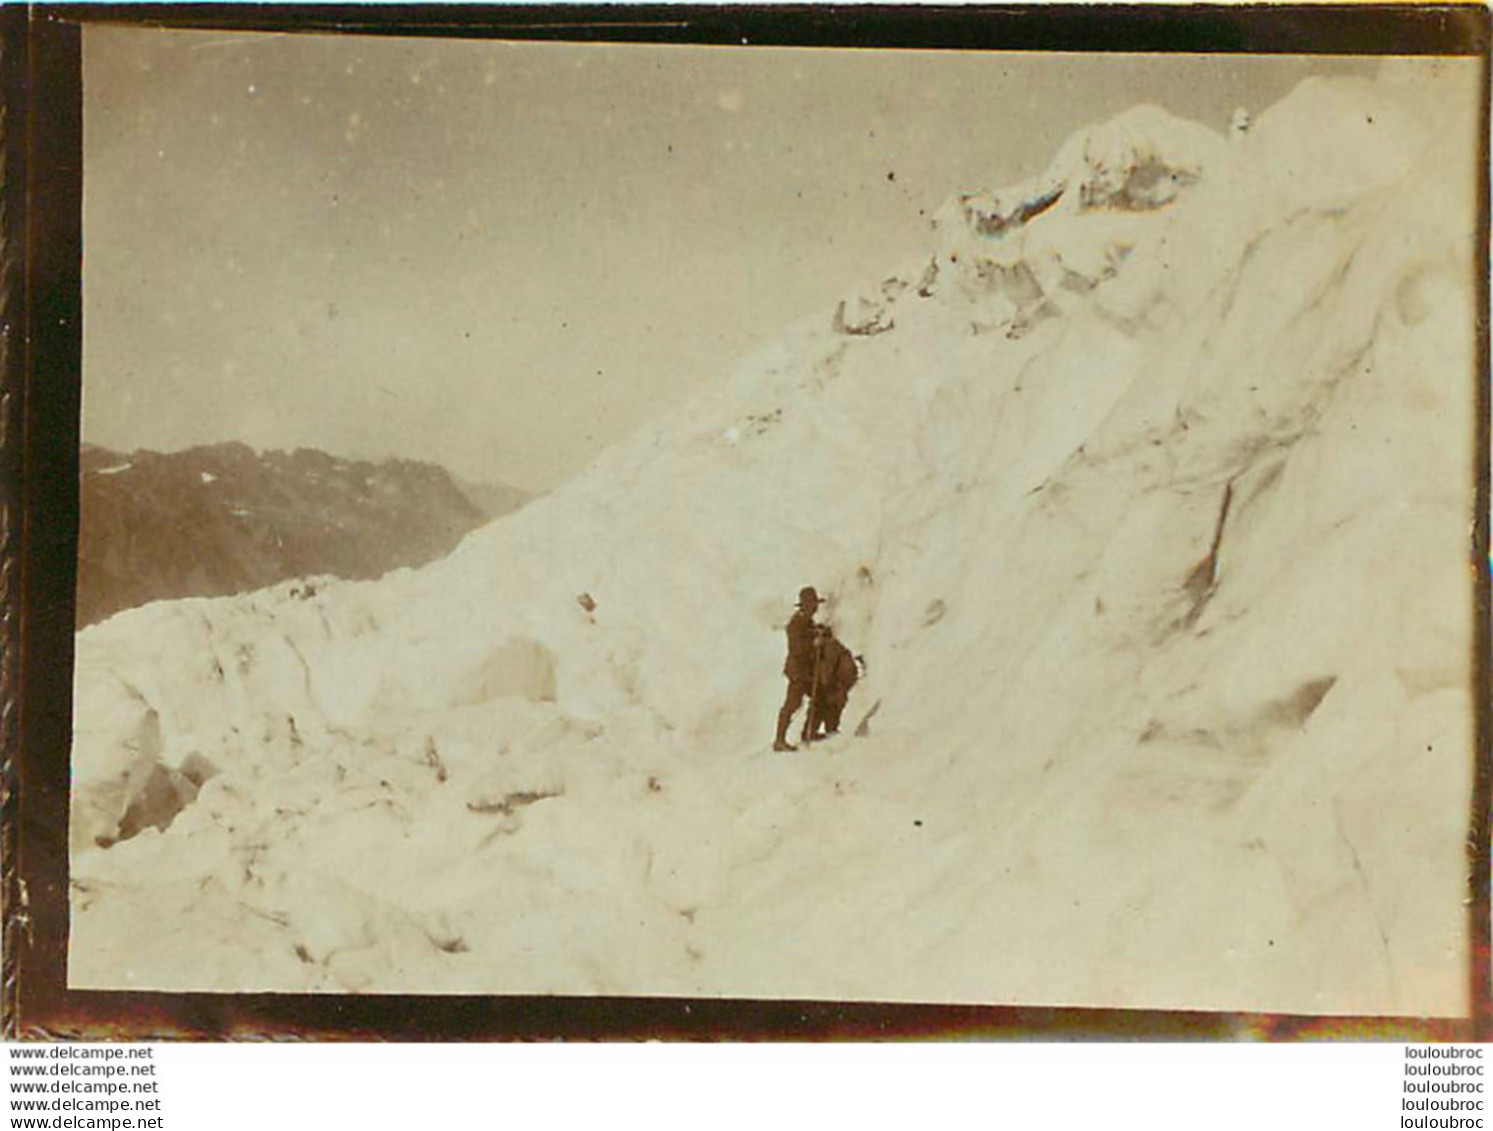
[773,586,822,752]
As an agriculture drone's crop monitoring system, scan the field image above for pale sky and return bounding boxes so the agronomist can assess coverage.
[82,29,1374,490]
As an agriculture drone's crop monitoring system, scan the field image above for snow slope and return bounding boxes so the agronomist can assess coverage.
[69,61,1481,1016]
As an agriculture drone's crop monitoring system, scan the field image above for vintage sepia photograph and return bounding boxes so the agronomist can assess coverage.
[63,19,1483,1023]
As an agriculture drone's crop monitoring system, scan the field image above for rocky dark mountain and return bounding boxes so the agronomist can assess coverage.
[76,442,525,627]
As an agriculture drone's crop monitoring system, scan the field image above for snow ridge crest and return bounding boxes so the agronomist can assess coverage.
[831,105,1230,343]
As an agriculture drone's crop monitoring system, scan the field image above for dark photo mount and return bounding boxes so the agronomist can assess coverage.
[2,4,1489,1041]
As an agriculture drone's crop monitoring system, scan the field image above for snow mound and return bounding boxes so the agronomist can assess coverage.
[922,104,1227,337]
[69,65,1480,1015]
[936,103,1224,239]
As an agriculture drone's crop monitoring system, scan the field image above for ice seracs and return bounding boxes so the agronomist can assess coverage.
[69,65,1479,1016]
[923,103,1229,338]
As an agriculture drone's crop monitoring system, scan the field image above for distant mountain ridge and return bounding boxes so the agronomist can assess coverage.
[77,441,526,627]
[69,66,1478,1013]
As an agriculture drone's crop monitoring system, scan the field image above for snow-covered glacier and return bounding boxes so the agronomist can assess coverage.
[69,60,1481,1016]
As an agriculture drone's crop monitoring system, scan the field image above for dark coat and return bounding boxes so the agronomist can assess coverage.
[783,608,818,683]
[815,636,858,698]
[830,638,859,693]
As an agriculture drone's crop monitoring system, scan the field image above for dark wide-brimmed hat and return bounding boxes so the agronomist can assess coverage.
[798,586,822,609]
